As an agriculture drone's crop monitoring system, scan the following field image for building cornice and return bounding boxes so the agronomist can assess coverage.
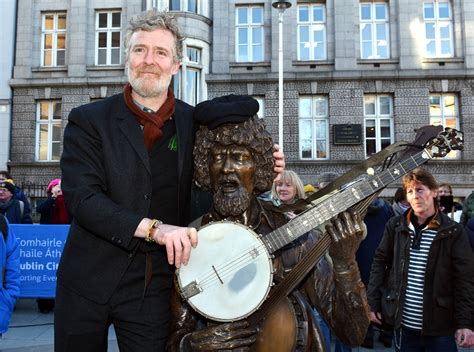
[9,77,128,88]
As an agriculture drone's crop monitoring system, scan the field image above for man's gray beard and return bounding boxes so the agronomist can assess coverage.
[213,187,252,218]
[127,70,171,98]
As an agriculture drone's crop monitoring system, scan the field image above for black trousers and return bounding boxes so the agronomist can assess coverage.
[54,250,173,352]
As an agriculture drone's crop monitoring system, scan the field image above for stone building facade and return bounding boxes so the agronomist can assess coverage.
[0,0,17,170]
[8,0,474,208]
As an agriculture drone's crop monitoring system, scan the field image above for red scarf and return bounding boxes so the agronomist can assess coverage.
[52,195,70,224]
[123,83,176,150]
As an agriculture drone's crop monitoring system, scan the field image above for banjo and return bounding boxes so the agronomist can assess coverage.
[177,127,463,322]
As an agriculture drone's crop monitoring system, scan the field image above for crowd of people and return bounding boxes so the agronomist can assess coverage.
[1,8,474,352]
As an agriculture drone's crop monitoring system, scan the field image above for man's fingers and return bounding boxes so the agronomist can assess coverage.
[370,311,382,324]
[187,227,198,248]
[165,241,175,266]
[156,225,198,267]
[180,232,193,266]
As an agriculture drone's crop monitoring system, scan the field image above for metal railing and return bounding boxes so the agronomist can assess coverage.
[18,182,49,223]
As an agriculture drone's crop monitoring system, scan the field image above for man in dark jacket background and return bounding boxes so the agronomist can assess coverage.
[367,168,474,351]
[356,197,394,348]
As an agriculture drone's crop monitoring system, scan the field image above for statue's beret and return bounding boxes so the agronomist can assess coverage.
[193,94,259,129]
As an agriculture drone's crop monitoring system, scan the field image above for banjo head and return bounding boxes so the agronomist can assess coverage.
[177,221,273,322]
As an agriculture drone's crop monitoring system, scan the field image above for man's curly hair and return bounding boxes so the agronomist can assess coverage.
[194,116,274,194]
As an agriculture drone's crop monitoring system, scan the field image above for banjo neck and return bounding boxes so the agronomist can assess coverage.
[261,148,434,255]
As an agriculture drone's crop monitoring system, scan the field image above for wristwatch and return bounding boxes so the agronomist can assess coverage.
[145,219,162,242]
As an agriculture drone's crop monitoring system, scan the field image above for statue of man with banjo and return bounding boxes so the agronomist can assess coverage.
[166,95,371,351]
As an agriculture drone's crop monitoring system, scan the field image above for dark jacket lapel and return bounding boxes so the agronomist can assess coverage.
[114,95,151,175]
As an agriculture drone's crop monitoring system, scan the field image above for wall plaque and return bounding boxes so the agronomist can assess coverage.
[333,124,362,145]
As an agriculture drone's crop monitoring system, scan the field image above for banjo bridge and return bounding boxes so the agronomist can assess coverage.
[249,247,259,259]
[181,280,202,299]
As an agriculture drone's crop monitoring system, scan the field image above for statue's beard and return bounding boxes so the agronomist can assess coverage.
[213,186,251,218]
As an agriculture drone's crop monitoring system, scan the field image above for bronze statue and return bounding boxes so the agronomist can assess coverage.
[167,96,370,351]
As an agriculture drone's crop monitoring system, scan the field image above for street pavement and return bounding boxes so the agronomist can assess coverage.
[1,299,118,351]
[2,299,474,352]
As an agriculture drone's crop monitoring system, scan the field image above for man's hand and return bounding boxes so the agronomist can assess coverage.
[369,311,383,325]
[189,320,257,350]
[153,224,198,268]
[326,210,365,267]
[456,328,474,347]
[273,144,285,182]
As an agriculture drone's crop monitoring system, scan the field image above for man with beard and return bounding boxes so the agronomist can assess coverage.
[166,95,370,351]
[55,10,284,352]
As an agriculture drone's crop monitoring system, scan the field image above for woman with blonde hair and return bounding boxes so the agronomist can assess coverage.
[271,170,305,205]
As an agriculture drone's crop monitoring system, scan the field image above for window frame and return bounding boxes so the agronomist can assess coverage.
[35,101,62,162]
[95,10,122,66]
[173,46,203,105]
[297,4,327,61]
[40,12,67,67]
[235,5,264,63]
[169,0,200,13]
[298,96,330,160]
[429,93,460,159]
[423,0,454,58]
[359,2,390,60]
[363,94,394,157]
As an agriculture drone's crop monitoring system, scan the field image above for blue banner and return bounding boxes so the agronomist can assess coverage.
[11,224,69,298]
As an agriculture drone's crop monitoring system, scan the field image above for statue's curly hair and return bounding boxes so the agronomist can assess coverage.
[194,116,274,194]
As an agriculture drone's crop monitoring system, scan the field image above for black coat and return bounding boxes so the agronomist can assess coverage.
[367,210,474,335]
[58,93,195,304]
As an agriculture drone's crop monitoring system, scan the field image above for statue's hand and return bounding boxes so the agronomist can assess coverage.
[326,210,365,267]
[189,320,257,350]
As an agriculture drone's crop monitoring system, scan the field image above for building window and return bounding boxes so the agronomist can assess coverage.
[423,0,453,58]
[36,101,62,161]
[297,4,326,61]
[235,6,264,62]
[253,97,265,118]
[169,0,199,13]
[96,11,122,66]
[173,47,202,105]
[41,12,67,67]
[299,96,329,160]
[429,94,459,159]
[359,2,389,59]
[364,95,393,157]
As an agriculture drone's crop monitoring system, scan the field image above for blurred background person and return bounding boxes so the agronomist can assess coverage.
[0,214,20,338]
[392,186,410,216]
[35,178,72,313]
[438,183,462,223]
[304,183,317,197]
[313,172,353,352]
[460,191,474,226]
[0,171,31,218]
[356,197,394,349]
[37,179,71,225]
[0,180,32,224]
[465,218,474,251]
